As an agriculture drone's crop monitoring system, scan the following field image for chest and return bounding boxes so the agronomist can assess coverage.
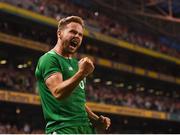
[59,59,78,80]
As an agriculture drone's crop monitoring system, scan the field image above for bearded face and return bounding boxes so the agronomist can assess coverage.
[58,22,83,54]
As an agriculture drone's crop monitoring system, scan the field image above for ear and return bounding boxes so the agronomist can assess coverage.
[57,30,62,39]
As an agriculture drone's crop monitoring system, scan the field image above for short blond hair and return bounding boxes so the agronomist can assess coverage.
[57,16,84,32]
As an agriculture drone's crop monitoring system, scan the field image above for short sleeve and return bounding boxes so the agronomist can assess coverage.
[38,53,62,81]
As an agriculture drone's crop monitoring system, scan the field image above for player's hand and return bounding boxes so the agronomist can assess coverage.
[98,115,111,130]
[78,57,94,77]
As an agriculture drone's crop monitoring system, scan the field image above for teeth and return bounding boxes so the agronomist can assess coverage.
[73,41,77,45]
[70,40,78,48]
[71,39,78,45]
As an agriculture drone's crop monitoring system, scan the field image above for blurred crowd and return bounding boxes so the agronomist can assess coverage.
[0,20,179,77]
[0,20,54,45]
[86,83,180,114]
[80,44,180,77]
[1,0,180,58]
[0,67,180,114]
[0,122,43,134]
[0,1,180,133]
[0,68,36,93]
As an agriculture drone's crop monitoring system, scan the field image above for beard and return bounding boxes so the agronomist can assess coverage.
[63,38,80,54]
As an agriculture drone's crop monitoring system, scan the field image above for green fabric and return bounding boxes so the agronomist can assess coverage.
[35,50,89,134]
[52,124,96,134]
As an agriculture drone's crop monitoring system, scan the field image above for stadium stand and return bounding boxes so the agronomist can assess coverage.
[0,0,180,133]
[1,0,180,58]
[0,122,43,134]
[1,18,180,78]
[0,66,180,114]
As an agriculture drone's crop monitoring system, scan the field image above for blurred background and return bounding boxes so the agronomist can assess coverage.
[0,0,180,133]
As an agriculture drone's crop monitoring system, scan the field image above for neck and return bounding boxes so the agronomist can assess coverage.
[53,40,72,58]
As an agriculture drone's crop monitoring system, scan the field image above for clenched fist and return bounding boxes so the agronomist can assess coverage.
[78,57,94,77]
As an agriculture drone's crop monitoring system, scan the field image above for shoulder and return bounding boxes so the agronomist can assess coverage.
[39,51,55,61]
[35,51,62,79]
[36,51,61,72]
[39,51,61,64]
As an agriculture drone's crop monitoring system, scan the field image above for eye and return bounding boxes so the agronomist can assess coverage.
[69,30,77,34]
[69,29,83,37]
[79,33,83,37]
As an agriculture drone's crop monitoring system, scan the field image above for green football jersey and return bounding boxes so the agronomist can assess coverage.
[35,50,89,133]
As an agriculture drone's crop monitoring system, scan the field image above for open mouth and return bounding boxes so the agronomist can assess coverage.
[70,38,79,48]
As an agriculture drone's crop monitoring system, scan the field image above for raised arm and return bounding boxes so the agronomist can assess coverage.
[45,57,94,100]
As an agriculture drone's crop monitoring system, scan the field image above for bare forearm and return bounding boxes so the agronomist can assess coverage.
[55,71,84,99]
[46,57,94,100]
[85,105,111,130]
[85,104,99,120]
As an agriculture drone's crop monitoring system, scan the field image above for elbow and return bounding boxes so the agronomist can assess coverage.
[52,88,67,100]
[53,93,63,100]
[52,91,63,100]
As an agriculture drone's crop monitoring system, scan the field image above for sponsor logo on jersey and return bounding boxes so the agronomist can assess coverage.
[68,67,73,71]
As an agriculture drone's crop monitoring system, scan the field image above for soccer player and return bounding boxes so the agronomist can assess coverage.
[35,16,111,134]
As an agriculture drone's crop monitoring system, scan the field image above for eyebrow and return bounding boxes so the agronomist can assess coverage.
[70,29,83,36]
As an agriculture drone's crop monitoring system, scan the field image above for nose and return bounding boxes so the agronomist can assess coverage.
[73,34,82,43]
[74,33,81,38]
